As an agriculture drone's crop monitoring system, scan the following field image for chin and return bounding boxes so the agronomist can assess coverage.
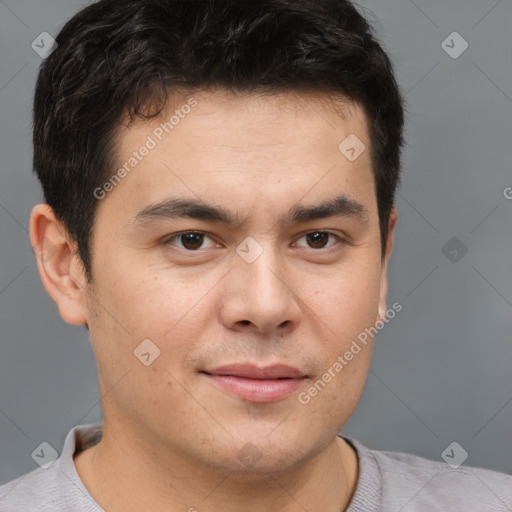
[196,427,324,475]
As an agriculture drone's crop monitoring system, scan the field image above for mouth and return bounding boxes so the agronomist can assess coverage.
[200,364,307,402]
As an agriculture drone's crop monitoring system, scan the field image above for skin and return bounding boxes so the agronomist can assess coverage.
[30,89,397,512]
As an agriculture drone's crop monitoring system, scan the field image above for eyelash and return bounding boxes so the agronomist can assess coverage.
[161,230,347,253]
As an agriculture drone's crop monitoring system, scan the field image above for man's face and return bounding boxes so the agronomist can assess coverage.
[83,90,393,473]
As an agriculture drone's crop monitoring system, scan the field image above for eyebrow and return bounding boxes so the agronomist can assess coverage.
[131,194,369,228]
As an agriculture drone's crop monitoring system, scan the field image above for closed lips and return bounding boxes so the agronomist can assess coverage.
[202,364,306,379]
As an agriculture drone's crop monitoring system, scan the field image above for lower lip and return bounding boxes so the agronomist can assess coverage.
[203,374,305,402]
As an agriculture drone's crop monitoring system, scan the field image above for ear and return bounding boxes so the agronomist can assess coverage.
[377,208,398,322]
[29,203,89,325]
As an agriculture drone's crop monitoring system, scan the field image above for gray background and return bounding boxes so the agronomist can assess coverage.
[1,0,511,486]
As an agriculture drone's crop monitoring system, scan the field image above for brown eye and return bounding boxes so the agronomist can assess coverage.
[164,231,216,251]
[179,232,204,250]
[305,231,330,249]
[295,231,341,250]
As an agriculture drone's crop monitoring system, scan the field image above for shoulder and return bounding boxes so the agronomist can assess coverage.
[0,463,101,512]
[0,423,103,512]
[345,437,512,512]
[0,464,61,512]
[376,447,512,511]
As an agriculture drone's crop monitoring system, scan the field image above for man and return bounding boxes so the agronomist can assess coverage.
[0,0,510,510]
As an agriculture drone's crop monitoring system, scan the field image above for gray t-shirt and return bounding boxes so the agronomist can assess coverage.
[1,423,510,511]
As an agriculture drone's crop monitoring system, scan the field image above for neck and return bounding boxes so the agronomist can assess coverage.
[74,421,359,512]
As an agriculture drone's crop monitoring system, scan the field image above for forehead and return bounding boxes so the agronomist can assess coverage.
[118,88,369,156]
[99,89,376,226]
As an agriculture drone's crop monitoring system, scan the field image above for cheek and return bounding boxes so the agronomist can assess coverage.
[310,261,381,411]
[85,270,206,414]
[300,273,379,424]
[304,260,382,350]
[96,269,215,372]
[91,251,181,332]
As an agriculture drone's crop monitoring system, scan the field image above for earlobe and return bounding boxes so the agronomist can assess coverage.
[29,204,89,326]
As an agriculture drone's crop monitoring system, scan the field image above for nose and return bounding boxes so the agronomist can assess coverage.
[218,242,302,336]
